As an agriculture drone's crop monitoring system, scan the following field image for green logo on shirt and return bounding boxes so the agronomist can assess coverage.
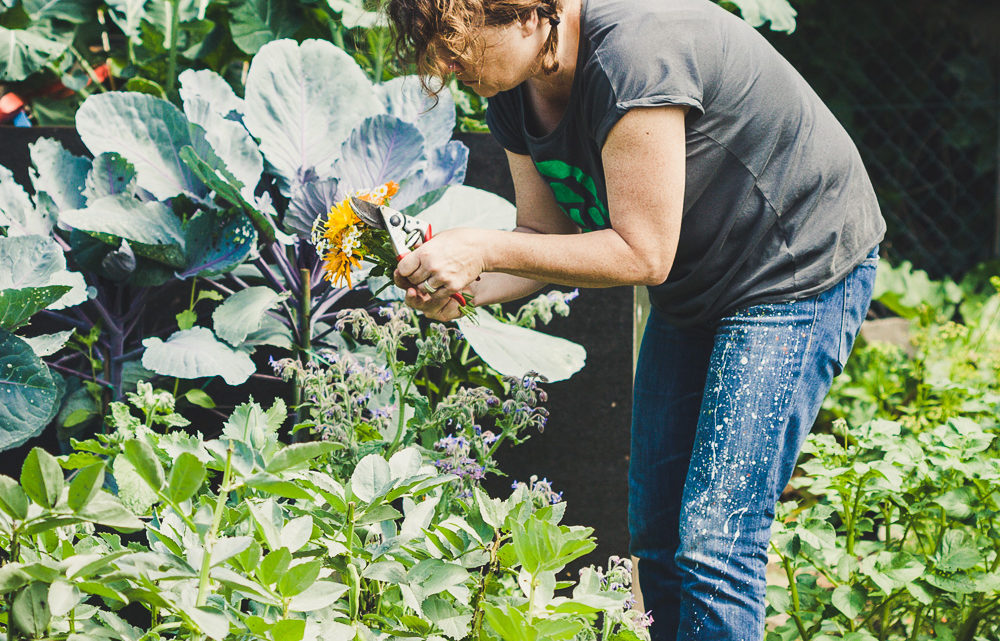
[535,159,610,232]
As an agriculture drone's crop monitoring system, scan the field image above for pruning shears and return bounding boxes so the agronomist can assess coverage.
[348,196,468,307]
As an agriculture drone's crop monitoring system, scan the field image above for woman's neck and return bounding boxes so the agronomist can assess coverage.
[527,0,582,103]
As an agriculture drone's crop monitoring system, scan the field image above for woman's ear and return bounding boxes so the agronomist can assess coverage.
[518,8,542,36]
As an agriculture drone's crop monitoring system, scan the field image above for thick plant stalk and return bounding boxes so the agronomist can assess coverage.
[165,0,181,97]
[292,268,312,436]
[196,444,233,607]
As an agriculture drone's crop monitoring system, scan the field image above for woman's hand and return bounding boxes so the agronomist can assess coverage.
[393,228,489,321]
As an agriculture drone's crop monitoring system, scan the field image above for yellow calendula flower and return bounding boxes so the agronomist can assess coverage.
[313,181,399,288]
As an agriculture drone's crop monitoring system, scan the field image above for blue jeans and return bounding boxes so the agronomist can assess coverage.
[629,249,879,641]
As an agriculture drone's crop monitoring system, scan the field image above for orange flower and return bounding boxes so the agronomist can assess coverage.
[312,181,400,288]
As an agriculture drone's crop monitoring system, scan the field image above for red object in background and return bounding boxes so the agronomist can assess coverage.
[1,63,110,124]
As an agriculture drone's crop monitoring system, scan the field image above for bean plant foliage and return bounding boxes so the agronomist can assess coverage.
[766,262,1000,640]
[0,301,651,641]
[0,37,587,452]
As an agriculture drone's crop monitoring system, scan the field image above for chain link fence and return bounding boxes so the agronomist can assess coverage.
[763,0,1000,279]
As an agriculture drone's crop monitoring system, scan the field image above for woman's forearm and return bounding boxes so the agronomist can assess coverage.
[481,227,671,288]
[470,271,548,306]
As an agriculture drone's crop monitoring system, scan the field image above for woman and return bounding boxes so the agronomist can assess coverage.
[385,0,885,638]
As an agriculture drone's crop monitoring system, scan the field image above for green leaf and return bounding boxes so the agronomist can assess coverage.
[0,22,73,82]
[286,580,348,612]
[726,0,797,33]
[229,0,303,55]
[167,451,206,503]
[245,473,313,500]
[184,387,215,409]
[123,439,165,491]
[176,309,197,330]
[279,515,313,552]
[12,581,51,636]
[60,195,187,268]
[0,475,29,519]
[266,441,343,473]
[0,286,69,330]
[212,286,287,346]
[483,603,535,641]
[243,39,382,194]
[0,564,30,593]
[475,486,509,530]
[142,327,255,385]
[277,559,321,597]
[0,330,63,452]
[351,453,392,503]
[832,584,865,619]
[111,455,159,515]
[67,463,104,512]
[20,447,63,508]
[935,530,983,572]
[406,559,470,597]
[423,596,472,640]
[259,547,292,586]
[271,618,305,641]
[210,536,254,567]
[47,580,81,618]
[75,495,142,531]
[188,606,229,640]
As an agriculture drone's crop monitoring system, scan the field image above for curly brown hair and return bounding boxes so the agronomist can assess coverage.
[386,0,562,94]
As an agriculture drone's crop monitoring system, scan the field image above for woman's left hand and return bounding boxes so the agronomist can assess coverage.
[393,227,489,300]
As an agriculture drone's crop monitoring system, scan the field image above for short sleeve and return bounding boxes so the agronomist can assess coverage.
[591,23,707,149]
[485,90,530,155]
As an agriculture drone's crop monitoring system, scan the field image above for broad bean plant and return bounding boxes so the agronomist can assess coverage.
[0,386,652,641]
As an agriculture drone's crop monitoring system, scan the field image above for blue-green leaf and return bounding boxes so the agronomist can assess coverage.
[244,39,382,194]
[376,75,456,149]
[28,138,91,211]
[142,327,255,385]
[229,0,303,55]
[76,92,211,200]
[61,195,187,268]
[179,210,257,279]
[83,152,136,202]
[0,165,50,237]
[334,115,425,195]
[179,69,244,119]
[212,286,287,346]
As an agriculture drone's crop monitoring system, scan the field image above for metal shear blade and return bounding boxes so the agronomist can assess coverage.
[348,196,386,229]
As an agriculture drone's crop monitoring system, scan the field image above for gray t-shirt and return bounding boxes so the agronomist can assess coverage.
[485,0,886,327]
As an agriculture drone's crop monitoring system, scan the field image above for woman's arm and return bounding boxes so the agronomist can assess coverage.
[397,105,687,319]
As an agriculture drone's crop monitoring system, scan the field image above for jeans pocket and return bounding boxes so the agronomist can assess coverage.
[836,256,879,373]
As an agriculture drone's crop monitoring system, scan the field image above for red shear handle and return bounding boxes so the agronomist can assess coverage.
[398,223,468,306]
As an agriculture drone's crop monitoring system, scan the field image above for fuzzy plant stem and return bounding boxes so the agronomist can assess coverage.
[292,267,313,436]
[4,533,20,641]
[780,553,810,641]
[197,444,234,607]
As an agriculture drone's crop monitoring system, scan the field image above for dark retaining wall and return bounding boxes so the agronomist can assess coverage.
[0,127,633,572]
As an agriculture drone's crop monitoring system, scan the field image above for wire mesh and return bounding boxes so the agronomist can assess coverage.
[763,0,1000,279]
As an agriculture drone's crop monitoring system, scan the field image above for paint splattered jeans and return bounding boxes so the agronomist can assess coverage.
[629,247,879,641]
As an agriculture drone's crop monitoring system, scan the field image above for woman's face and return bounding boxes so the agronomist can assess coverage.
[448,18,547,97]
